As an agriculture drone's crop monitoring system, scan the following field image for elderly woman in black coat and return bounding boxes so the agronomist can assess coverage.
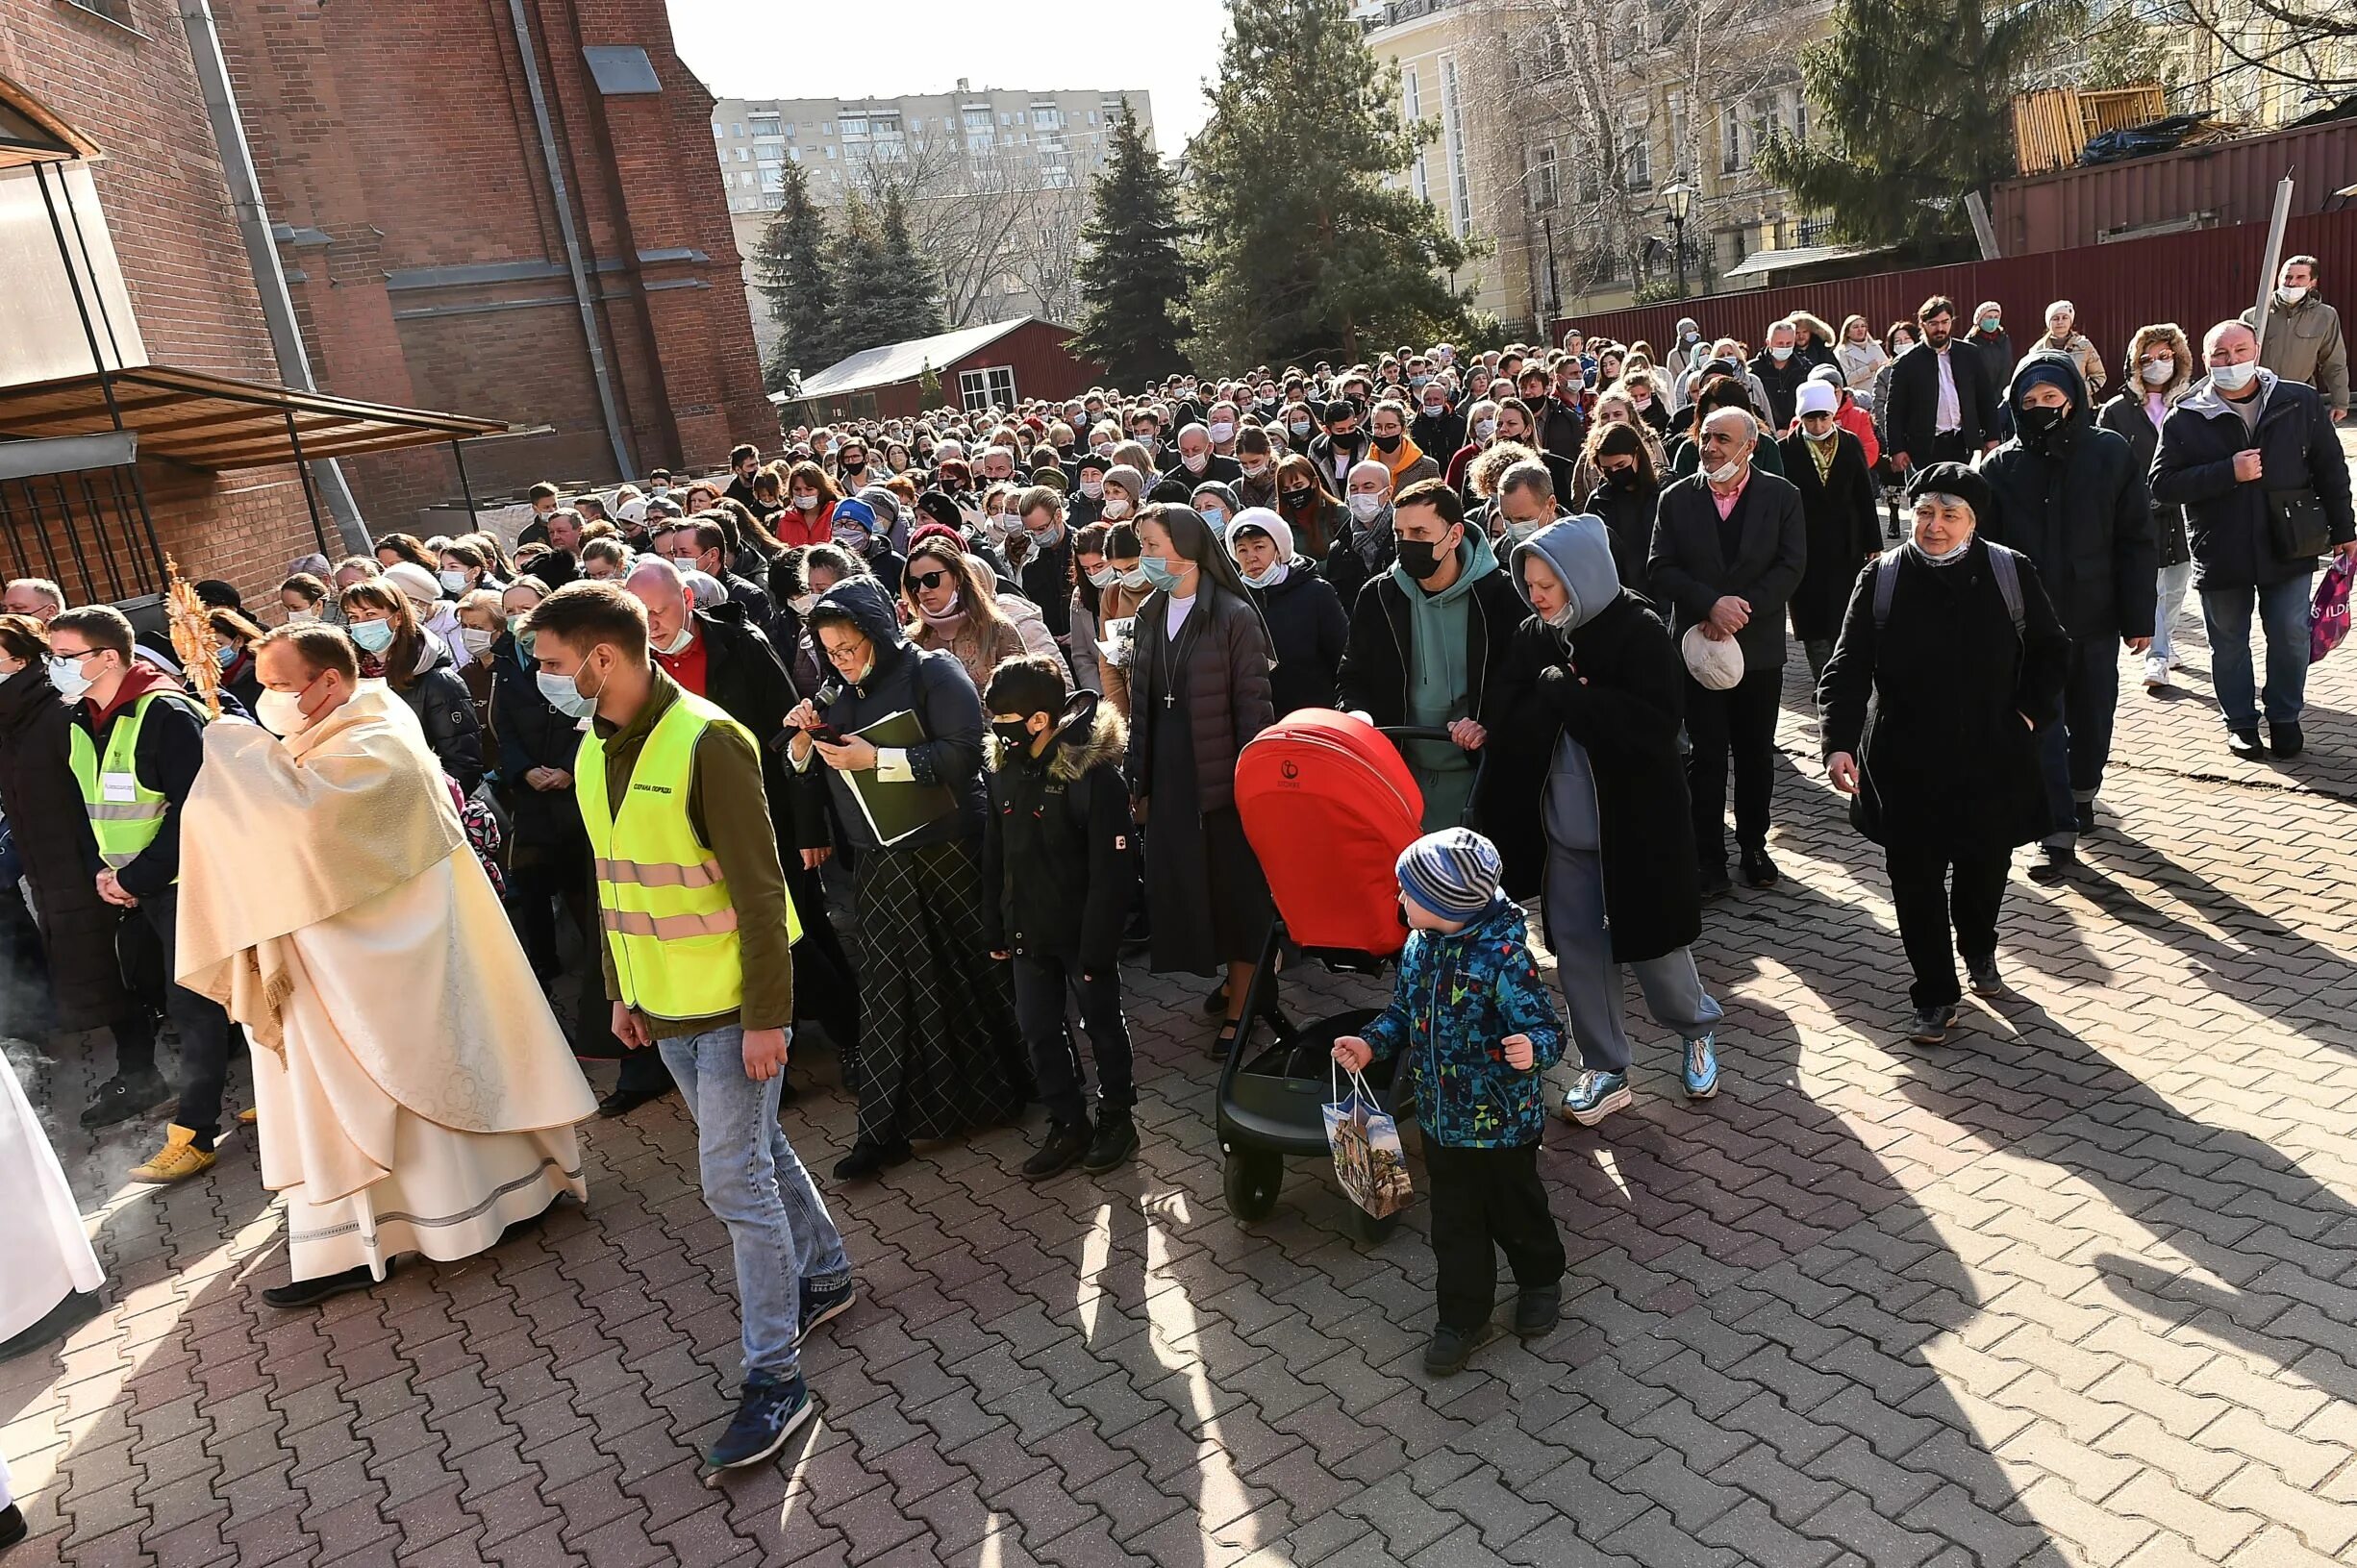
[1225,507,1348,715]
[1492,519,1724,1126]
[790,577,1023,1178]
[1125,502,1277,1059]
[1819,464,2069,1045]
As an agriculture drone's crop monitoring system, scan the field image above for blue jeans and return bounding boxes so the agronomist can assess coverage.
[2150,561,2194,667]
[657,1026,850,1381]
[2201,574,2313,731]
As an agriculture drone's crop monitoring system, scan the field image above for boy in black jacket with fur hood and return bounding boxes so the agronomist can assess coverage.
[981,658,1142,1178]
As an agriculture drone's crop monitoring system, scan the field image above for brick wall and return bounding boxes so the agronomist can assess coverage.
[0,0,339,608]
[211,0,778,524]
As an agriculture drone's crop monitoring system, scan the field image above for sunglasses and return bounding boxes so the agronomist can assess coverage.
[904,568,954,593]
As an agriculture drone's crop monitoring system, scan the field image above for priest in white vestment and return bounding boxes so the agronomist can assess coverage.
[175,625,595,1307]
[0,1049,104,1359]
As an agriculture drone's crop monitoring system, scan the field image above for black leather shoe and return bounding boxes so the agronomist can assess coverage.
[1513,1286,1562,1338]
[596,1086,667,1120]
[1739,850,1780,889]
[263,1262,384,1309]
[81,1070,170,1130]
[1200,980,1229,1015]
[832,1141,911,1181]
[1908,1005,1959,1044]
[1082,1110,1139,1173]
[2027,845,2077,884]
[1423,1324,1489,1377]
[2227,728,2266,759]
[1021,1120,1091,1181]
[1697,864,1733,899]
[0,1289,104,1364]
[1967,957,2005,997]
[0,1502,25,1549]
[2269,722,2304,759]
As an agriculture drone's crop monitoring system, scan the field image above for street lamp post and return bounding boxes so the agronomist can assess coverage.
[1662,181,1696,301]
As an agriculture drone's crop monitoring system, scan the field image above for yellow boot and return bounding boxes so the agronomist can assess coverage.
[130,1125,217,1185]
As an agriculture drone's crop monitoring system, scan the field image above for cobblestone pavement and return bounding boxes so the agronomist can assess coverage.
[6,612,2357,1568]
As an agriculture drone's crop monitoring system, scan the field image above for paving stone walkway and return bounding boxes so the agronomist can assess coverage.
[5,613,2357,1568]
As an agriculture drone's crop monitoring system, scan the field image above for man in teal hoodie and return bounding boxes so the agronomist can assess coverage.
[1336,477,1528,831]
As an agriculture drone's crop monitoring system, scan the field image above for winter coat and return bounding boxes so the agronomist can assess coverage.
[1307,430,1371,492]
[2033,332,2107,397]
[1837,337,1890,391]
[2095,388,2190,569]
[1646,469,1809,673]
[1966,330,2015,387]
[2151,370,2355,591]
[489,634,585,854]
[1748,349,1814,428]
[1016,530,1075,639]
[1122,585,1274,812]
[1335,529,1532,833]
[1883,339,2002,464]
[1491,520,1699,963]
[1577,475,1663,609]
[980,692,1137,974]
[1067,587,1105,699]
[1359,897,1565,1150]
[1818,540,2069,853]
[389,640,487,794]
[0,668,136,1030]
[1778,428,1884,642]
[910,604,1032,699]
[1245,558,1350,716]
[687,602,806,836]
[1533,398,1585,464]
[797,577,989,854]
[2243,293,2349,413]
[1978,351,2158,641]
[1412,408,1467,462]
[1091,578,1152,718]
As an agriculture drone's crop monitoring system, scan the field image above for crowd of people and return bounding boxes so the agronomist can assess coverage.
[0,257,2351,1482]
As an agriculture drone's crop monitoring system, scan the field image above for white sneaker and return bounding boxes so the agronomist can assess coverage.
[2142,656,2169,690]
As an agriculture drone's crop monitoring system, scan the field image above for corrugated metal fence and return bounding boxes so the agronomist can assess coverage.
[1551,209,2357,374]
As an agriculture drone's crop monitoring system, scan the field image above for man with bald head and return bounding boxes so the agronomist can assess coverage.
[1324,457,1401,609]
[606,557,860,1114]
[2152,320,2356,759]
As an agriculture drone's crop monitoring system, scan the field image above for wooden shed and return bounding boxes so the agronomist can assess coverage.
[778,317,1105,426]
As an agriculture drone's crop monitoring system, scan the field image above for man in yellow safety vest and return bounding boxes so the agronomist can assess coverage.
[525,580,853,1474]
[48,606,239,1182]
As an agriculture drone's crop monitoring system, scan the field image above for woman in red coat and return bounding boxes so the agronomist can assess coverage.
[773,460,840,548]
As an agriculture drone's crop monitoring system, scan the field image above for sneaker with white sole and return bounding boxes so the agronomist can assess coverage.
[2142,655,2169,690]
[1560,1069,1632,1127]
[706,1373,815,1469]
[793,1277,857,1348]
[1682,1033,1720,1100]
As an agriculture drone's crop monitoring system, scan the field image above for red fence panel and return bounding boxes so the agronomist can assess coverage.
[1552,208,2357,377]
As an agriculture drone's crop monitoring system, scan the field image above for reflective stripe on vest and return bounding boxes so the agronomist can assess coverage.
[65,691,200,874]
[575,689,802,1020]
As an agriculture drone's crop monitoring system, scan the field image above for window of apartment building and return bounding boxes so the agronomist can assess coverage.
[789,146,801,162]
[1413,153,1429,204]
[1788,90,1808,147]
[1621,108,1649,189]
[840,115,867,138]
[1721,109,1745,173]
[1668,92,1688,173]
[732,122,744,137]
[1031,106,1062,129]
[735,146,749,162]
[960,365,1018,411]
[964,109,992,132]
[1747,97,1772,162]
[825,145,837,160]
[1000,112,1013,126]
[1439,56,1469,236]
[715,123,726,138]
[1402,66,1420,122]
[1088,111,1099,125]
[1531,143,1558,211]
[822,121,836,136]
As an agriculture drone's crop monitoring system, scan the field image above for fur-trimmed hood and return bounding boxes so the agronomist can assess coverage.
[987,686,1127,781]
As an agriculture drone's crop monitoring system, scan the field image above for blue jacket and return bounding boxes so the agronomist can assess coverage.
[1361,897,1564,1148]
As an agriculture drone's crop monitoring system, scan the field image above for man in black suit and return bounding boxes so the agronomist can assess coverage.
[1647,408,1808,895]
[1883,294,2002,476]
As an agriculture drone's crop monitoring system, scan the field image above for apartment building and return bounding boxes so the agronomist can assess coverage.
[715,84,1154,361]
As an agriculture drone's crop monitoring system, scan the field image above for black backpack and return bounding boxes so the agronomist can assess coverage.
[1871,543,2024,639]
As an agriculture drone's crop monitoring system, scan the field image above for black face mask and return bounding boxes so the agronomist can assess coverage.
[1370,433,1403,454]
[1396,536,1450,581]
[991,719,1037,751]
[1281,486,1313,506]
[1604,467,1639,490]
[2017,402,2070,446]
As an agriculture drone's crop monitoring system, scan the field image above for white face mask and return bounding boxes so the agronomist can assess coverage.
[1086,565,1117,588]
[1181,451,1208,474]
[1348,492,1386,521]
[1208,421,1235,443]
[1802,422,1837,442]
[1240,460,1269,479]
[2140,359,2174,386]
[1707,459,1743,486]
[2210,360,2259,392]
[1239,561,1288,589]
[1474,418,1497,441]
[48,654,97,702]
[654,623,693,657]
[792,493,820,510]
[458,626,496,658]
[256,686,313,738]
[789,593,818,616]
[438,568,469,592]
[1118,566,1151,589]
[1768,345,1793,362]
[1102,495,1132,519]
[285,607,318,624]
[2277,286,2307,306]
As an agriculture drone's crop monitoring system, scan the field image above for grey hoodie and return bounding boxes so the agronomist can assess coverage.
[1509,516,1623,852]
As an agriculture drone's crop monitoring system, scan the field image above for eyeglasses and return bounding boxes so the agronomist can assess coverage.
[821,642,867,667]
[905,568,953,593]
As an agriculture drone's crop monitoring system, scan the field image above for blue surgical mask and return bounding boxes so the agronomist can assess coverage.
[215,646,238,670]
[1240,561,1288,590]
[349,619,395,655]
[1139,557,1188,592]
[538,660,603,720]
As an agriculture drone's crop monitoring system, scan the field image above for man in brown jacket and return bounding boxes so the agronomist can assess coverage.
[2244,255,2350,423]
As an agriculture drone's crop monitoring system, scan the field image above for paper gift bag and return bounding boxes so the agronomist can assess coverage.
[1325,1062,1414,1218]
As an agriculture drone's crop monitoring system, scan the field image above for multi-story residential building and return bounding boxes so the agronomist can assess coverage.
[1362,0,1835,334]
[715,84,1154,364]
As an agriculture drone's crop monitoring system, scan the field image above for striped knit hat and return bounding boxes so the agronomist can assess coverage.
[1395,828,1503,923]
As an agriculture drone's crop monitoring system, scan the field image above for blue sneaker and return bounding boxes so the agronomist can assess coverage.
[1683,1032,1720,1100]
[705,1373,815,1470]
[1560,1069,1631,1128]
[793,1277,858,1348]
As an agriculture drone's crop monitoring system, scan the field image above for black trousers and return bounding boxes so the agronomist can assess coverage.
[115,889,238,1145]
[1925,430,1972,466]
[1010,951,1136,1127]
[1685,667,1783,868]
[1885,843,2010,1009]
[1424,1140,1566,1333]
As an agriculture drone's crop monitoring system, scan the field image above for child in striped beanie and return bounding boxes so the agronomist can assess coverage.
[1334,828,1567,1376]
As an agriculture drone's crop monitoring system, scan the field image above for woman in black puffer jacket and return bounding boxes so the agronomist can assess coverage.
[339,580,485,794]
[1226,508,1347,715]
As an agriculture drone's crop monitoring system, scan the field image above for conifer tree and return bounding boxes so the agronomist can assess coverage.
[746,160,837,389]
[1070,98,1192,385]
[1187,0,1472,367]
[875,187,946,340]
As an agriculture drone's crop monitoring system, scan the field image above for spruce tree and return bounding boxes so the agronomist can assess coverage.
[824,195,899,358]
[747,161,837,388]
[876,188,946,340]
[1070,98,1192,386]
[1759,0,2075,247]
[1187,0,1472,367]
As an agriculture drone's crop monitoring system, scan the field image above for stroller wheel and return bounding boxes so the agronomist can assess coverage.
[1222,1148,1284,1222]
[1352,1207,1402,1246]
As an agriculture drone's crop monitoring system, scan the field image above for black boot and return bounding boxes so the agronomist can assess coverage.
[832,1140,911,1181]
[1082,1108,1139,1173]
[1021,1120,1091,1180]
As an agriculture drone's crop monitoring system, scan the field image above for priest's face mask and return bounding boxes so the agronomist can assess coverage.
[256,637,351,738]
